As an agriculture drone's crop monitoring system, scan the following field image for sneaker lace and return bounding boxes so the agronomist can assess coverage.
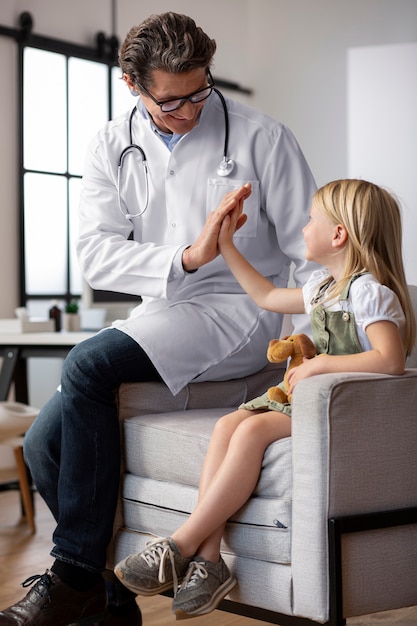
[21,572,53,602]
[141,538,179,590]
[179,560,208,590]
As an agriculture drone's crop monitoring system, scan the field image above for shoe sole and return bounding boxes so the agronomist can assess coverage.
[114,567,177,597]
[174,576,237,619]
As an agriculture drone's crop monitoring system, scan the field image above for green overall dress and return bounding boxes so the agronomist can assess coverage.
[240,275,364,416]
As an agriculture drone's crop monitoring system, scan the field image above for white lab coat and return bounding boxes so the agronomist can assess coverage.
[77,93,317,395]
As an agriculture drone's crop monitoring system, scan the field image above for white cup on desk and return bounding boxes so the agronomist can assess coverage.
[14,307,29,321]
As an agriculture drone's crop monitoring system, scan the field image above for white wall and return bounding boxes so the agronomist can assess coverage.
[0,0,416,403]
[0,34,19,318]
[348,42,417,285]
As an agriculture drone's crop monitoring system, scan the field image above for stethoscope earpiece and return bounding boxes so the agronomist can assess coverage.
[217,157,235,177]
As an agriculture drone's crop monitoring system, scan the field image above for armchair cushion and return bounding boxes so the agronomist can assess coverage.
[122,410,292,564]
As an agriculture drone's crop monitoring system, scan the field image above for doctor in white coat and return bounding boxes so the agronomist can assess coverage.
[77,42,316,396]
[2,12,317,626]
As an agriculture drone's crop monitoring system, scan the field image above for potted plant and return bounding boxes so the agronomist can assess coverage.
[63,300,81,332]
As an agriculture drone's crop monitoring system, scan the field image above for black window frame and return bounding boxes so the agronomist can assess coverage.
[16,16,120,308]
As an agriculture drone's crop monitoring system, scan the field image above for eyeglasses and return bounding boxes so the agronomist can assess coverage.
[137,74,214,113]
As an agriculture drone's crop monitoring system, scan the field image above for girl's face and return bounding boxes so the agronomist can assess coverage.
[303,204,341,266]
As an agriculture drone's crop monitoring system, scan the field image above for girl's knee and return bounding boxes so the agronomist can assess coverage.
[213,410,242,438]
[232,414,265,442]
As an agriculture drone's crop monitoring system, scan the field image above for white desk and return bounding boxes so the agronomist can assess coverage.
[0,320,96,402]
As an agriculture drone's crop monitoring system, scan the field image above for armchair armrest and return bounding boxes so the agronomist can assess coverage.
[290,369,417,621]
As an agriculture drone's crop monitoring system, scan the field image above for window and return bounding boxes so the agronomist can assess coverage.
[20,43,132,311]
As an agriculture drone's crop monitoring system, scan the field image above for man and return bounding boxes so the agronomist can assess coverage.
[0,12,316,625]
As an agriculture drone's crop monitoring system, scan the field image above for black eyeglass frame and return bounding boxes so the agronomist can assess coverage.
[136,72,215,113]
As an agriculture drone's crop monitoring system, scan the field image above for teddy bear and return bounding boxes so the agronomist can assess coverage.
[267,333,316,404]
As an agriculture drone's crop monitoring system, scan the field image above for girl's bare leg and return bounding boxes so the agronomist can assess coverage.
[181,408,257,561]
[198,409,255,497]
[171,409,291,561]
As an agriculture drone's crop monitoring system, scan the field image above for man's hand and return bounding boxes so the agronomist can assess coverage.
[182,183,251,272]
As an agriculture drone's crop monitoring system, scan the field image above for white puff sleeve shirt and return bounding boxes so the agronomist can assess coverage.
[303,270,406,351]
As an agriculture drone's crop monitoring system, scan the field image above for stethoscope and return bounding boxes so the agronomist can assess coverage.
[117,88,234,219]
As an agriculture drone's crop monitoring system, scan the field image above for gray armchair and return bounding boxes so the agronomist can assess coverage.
[108,286,417,625]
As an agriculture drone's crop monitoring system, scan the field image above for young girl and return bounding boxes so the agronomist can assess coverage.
[115,179,416,619]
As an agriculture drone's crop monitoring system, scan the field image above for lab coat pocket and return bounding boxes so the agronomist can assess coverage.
[207,178,260,238]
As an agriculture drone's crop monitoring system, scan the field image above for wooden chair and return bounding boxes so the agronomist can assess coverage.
[0,402,39,533]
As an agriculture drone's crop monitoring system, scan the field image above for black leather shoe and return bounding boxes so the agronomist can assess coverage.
[0,569,107,625]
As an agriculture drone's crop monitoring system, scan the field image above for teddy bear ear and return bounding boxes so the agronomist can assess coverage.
[267,338,285,363]
[299,333,316,358]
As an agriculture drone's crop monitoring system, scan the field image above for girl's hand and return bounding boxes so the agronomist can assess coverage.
[182,183,251,271]
[218,184,251,251]
[286,356,321,396]
[218,208,247,250]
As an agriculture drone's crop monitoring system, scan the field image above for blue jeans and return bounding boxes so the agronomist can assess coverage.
[24,328,161,573]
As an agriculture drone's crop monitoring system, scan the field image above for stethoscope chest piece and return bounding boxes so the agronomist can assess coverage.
[217,157,235,177]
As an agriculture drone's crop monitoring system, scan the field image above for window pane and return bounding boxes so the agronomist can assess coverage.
[24,173,68,294]
[112,65,136,118]
[68,57,108,175]
[23,48,67,173]
[69,177,83,294]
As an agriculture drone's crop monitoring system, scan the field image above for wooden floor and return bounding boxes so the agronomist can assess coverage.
[1,486,416,625]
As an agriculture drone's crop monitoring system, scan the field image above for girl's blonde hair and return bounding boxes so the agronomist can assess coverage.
[313,179,416,356]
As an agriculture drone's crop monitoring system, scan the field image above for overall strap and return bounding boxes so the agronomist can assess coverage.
[311,273,368,356]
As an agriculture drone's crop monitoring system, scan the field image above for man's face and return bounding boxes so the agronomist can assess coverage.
[125,68,211,134]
